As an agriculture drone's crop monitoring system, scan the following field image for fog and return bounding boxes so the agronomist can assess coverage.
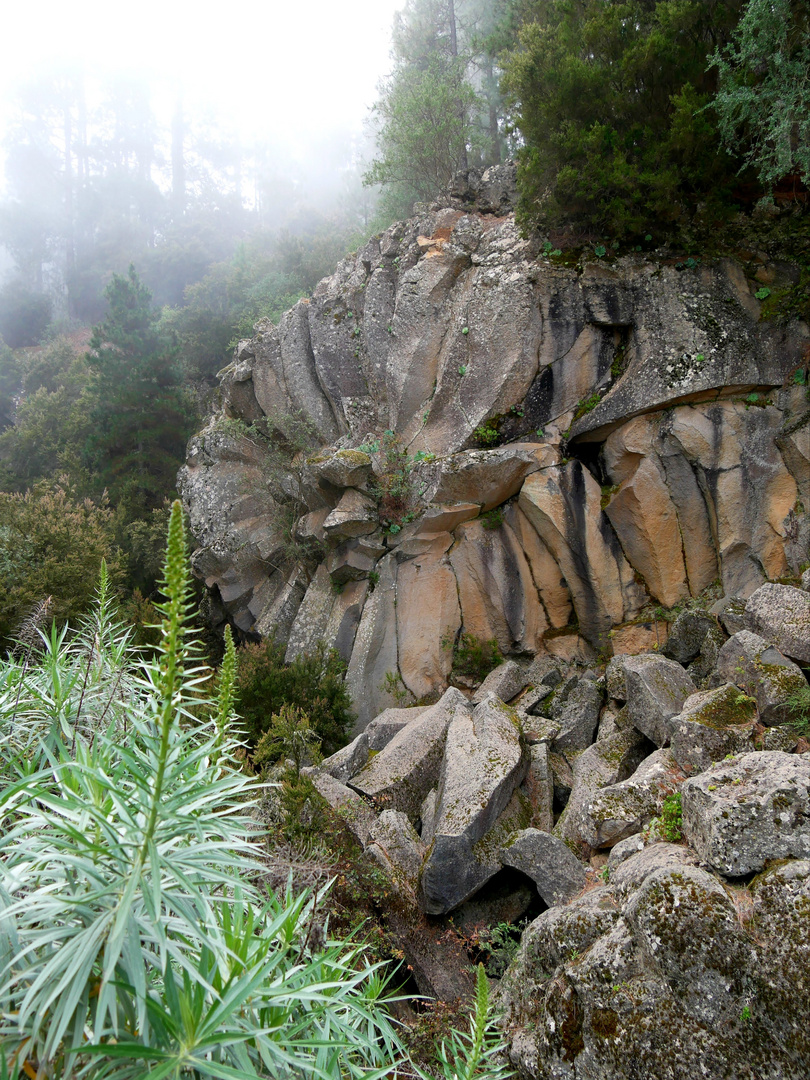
[1,0,403,168]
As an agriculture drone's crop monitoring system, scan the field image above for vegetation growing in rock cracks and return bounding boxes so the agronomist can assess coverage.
[236,637,355,757]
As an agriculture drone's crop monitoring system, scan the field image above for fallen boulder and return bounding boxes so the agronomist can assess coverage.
[682,751,810,876]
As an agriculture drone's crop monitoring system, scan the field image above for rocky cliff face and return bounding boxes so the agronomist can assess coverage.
[179,164,809,727]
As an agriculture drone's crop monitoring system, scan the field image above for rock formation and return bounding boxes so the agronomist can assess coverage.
[179,163,809,728]
[179,165,810,1078]
[303,583,810,1078]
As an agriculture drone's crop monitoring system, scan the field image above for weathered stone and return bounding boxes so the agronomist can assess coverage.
[606,841,701,893]
[714,629,807,726]
[623,864,757,1024]
[661,609,718,664]
[472,660,530,704]
[449,517,549,655]
[505,505,573,629]
[622,653,695,746]
[609,620,669,656]
[710,595,748,636]
[322,488,378,538]
[502,832,805,1080]
[682,752,810,875]
[550,676,603,753]
[284,563,334,663]
[396,546,460,700]
[419,788,438,844]
[746,859,810,1065]
[744,582,810,664]
[500,829,587,907]
[364,706,429,751]
[312,448,373,489]
[547,750,573,806]
[304,770,377,847]
[420,694,528,913]
[514,683,553,718]
[519,461,646,646]
[520,743,554,833]
[603,422,689,608]
[581,749,685,849]
[520,715,561,746]
[327,539,378,586]
[319,732,370,784]
[802,567,810,591]
[686,621,725,684]
[367,810,425,900]
[605,656,628,702]
[345,554,399,729]
[321,577,368,664]
[431,443,558,512]
[670,683,758,775]
[605,833,647,871]
[555,728,650,849]
[350,687,469,819]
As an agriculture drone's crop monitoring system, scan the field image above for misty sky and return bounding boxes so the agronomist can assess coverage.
[1,0,404,168]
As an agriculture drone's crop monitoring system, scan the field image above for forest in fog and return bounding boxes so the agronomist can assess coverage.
[0,0,807,646]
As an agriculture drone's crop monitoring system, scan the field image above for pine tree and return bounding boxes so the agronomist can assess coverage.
[84,264,193,519]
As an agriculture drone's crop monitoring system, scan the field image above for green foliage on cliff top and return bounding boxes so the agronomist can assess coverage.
[502,0,749,237]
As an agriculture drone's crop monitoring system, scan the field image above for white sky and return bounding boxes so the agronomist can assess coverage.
[0,0,404,158]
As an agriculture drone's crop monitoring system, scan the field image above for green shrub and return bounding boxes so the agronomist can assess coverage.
[0,503,402,1077]
[452,633,503,683]
[237,637,355,755]
[0,477,125,646]
[787,683,810,736]
[659,792,684,842]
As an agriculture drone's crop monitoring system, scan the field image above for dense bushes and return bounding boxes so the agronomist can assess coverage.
[0,478,124,645]
[502,0,749,237]
[237,637,356,756]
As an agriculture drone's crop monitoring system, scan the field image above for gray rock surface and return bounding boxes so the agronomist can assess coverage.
[520,743,554,833]
[550,676,604,752]
[419,694,527,913]
[682,752,810,875]
[744,582,810,664]
[580,749,686,849]
[662,609,717,664]
[555,728,650,849]
[622,653,696,746]
[500,829,587,906]
[367,810,425,900]
[472,660,530,704]
[349,687,468,819]
[502,843,807,1080]
[714,629,807,725]
[669,683,758,775]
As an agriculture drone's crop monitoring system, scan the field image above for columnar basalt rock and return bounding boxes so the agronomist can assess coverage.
[179,165,809,726]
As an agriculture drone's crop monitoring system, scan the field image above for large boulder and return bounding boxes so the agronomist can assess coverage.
[621,653,696,746]
[714,630,807,726]
[744,582,810,665]
[580,749,686,849]
[555,728,650,849]
[670,683,758,775]
[502,843,808,1080]
[349,687,469,819]
[682,752,810,875]
[419,694,528,913]
[500,829,587,907]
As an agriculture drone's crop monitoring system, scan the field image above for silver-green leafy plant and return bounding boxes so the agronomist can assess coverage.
[0,501,403,1078]
[416,964,513,1080]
